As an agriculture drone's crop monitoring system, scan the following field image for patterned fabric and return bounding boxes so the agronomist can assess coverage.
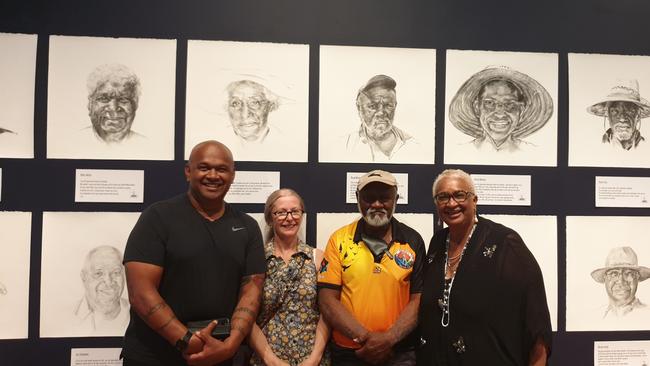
[250,241,330,366]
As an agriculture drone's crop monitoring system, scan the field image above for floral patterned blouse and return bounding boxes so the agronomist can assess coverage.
[250,241,330,366]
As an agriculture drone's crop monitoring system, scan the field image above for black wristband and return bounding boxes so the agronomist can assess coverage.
[175,330,193,352]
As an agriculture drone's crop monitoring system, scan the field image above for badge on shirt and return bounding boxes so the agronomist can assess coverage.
[394,249,415,269]
[482,244,497,258]
[319,258,329,273]
[373,265,382,274]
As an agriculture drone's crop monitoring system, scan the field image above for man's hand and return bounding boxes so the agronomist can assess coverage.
[354,331,396,365]
[184,320,236,366]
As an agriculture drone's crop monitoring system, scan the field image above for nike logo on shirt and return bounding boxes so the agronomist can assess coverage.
[232,226,245,232]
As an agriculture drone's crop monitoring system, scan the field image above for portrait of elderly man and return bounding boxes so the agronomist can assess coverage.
[587,79,650,150]
[591,246,650,318]
[74,245,129,333]
[449,66,554,152]
[225,79,280,144]
[345,74,414,161]
[85,63,143,143]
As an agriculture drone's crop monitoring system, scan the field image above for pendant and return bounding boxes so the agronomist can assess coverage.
[452,336,466,354]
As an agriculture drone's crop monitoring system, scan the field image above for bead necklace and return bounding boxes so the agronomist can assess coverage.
[440,223,477,328]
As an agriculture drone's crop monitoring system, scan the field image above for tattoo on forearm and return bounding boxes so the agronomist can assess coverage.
[157,315,176,331]
[230,324,248,337]
[231,316,250,324]
[145,302,167,319]
[239,274,264,289]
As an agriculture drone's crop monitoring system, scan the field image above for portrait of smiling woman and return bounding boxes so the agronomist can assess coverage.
[417,169,552,366]
[248,189,330,366]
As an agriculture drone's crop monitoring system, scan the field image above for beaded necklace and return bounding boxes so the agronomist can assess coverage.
[440,223,477,328]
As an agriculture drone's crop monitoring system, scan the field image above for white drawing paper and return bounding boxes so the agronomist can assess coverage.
[569,53,650,168]
[566,216,650,331]
[40,211,140,337]
[0,33,37,158]
[319,45,436,164]
[47,35,176,160]
[185,40,309,162]
[444,49,558,166]
[0,211,32,339]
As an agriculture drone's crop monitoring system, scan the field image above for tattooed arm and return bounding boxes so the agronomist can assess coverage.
[125,262,204,354]
[186,273,265,365]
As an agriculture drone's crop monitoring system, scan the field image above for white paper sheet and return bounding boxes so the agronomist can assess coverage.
[70,348,122,366]
[319,45,436,164]
[225,171,280,204]
[346,172,408,204]
[444,49,558,167]
[596,176,650,208]
[595,340,650,366]
[75,169,144,203]
[473,174,531,206]
[40,212,140,337]
[185,40,309,162]
[0,211,31,339]
[47,35,176,160]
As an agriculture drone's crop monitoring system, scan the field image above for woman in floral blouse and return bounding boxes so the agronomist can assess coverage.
[249,189,330,366]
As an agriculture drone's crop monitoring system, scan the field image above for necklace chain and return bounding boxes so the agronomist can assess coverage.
[440,223,477,328]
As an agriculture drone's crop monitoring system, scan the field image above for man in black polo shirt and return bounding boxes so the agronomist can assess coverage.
[121,140,265,365]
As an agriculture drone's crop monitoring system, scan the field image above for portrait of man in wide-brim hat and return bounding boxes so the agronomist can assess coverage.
[449,66,554,152]
[591,246,650,318]
[587,79,650,151]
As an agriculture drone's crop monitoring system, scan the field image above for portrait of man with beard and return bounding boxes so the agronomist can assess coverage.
[85,64,143,143]
[345,74,414,161]
[449,66,553,152]
[74,245,130,333]
[587,79,650,150]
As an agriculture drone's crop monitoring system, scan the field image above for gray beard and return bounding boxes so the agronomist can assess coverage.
[358,204,395,227]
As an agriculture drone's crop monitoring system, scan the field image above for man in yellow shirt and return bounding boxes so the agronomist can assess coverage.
[318,170,425,365]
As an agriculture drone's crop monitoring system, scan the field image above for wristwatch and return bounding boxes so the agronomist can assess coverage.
[175,330,193,352]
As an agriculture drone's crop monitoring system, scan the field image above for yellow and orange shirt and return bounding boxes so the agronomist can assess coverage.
[317,218,425,349]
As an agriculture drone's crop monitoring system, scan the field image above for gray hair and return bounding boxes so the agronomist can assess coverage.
[263,188,305,243]
[82,245,123,273]
[432,169,476,197]
[87,64,141,107]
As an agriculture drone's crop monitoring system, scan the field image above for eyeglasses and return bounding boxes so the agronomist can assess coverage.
[605,268,640,281]
[480,99,522,113]
[272,209,303,220]
[434,191,474,204]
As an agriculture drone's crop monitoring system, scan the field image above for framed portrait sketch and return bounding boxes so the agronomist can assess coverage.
[0,33,37,159]
[185,40,309,162]
[40,211,140,337]
[47,35,176,160]
[569,53,650,168]
[0,211,31,339]
[444,49,558,166]
[566,216,650,331]
[318,45,436,164]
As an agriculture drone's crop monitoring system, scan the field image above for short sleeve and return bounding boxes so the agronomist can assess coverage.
[317,232,342,290]
[243,216,266,276]
[123,206,166,267]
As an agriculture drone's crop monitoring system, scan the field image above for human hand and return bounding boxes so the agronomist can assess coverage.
[184,333,205,355]
[354,331,395,365]
[184,320,236,366]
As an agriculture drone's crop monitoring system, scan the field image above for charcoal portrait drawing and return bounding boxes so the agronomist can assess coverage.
[449,66,553,152]
[225,79,280,144]
[587,79,650,150]
[84,64,143,143]
[591,246,650,318]
[346,74,414,161]
[73,245,129,333]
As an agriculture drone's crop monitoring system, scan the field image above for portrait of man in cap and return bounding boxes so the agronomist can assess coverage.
[591,246,650,318]
[587,79,650,150]
[448,66,554,152]
[346,74,414,161]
